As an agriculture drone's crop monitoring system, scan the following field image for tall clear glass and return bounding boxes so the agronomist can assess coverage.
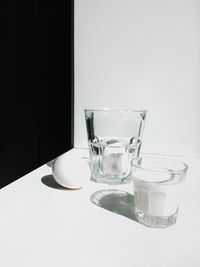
[84,108,147,184]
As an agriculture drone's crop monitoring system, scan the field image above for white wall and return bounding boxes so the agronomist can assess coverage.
[74,0,200,157]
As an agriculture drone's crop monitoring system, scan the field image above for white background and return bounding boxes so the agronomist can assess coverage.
[74,0,200,157]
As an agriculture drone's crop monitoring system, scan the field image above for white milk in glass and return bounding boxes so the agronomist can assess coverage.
[134,171,182,217]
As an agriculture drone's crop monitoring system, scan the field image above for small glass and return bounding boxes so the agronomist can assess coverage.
[132,156,188,228]
[84,108,147,184]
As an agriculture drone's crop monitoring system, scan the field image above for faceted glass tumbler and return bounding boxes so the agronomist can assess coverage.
[84,108,147,185]
[132,156,188,228]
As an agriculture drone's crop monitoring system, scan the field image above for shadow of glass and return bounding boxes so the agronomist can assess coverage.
[91,189,137,221]
[41,175,68,190]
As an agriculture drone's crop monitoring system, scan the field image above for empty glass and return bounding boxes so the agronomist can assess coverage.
[84,108,147,184]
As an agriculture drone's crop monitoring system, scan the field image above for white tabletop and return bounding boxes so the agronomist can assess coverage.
[0,148,200,267]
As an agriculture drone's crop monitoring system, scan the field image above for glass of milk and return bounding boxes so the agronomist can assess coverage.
[132,156,188,228]
[84,108,147,185]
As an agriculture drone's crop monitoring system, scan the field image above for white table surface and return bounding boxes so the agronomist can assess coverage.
[0,148,200,267]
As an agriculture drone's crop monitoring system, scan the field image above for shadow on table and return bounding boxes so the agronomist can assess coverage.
[41,175,67,190]
[90,189,137,222]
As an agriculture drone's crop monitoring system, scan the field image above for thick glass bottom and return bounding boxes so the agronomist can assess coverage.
[91,176,131,185]
[135,207,178,228]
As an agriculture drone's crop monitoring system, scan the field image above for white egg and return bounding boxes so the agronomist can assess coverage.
[52,150,89,189]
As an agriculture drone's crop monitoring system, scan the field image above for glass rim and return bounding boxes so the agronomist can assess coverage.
[84,107,147,113]
[132,156,188,181]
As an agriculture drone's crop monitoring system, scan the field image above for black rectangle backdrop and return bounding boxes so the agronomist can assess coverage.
[0,0,74,187]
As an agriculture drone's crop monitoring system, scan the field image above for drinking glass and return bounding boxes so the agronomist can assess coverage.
[84,108,147,184]
[132,156,188,228]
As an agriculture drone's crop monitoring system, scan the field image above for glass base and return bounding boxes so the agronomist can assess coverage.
[91,176,131,185]
[135,207,178,228]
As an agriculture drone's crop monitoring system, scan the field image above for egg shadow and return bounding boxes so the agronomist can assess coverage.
[90,189,137,221]
[41,175,68,190]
